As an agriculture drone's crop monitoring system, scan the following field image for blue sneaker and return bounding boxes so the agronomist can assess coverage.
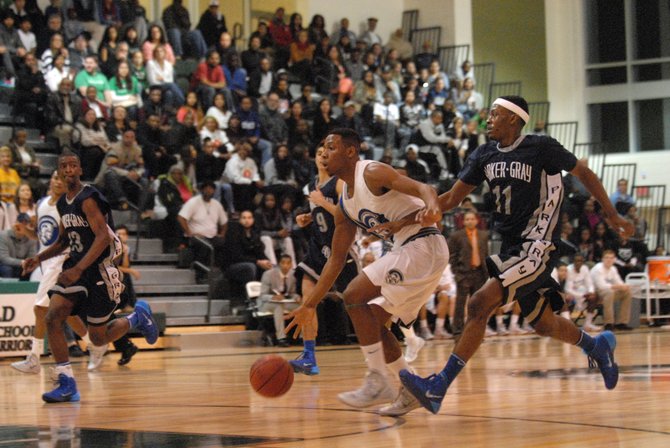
[289,352,320,375]
[399,369,448,414]
[135,301,158,345]
[42,374,80,403]
[586,330,618,390]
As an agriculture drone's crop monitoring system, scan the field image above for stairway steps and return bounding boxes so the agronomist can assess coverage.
[134,267,195,285]
[142,298,230,317]
[166,316,246,326]
[135,284,209,295]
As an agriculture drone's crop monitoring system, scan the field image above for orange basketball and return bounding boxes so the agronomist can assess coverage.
[249,355,294,398]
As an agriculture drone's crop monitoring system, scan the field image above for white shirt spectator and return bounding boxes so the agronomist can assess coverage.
[590,262,624,291]
[566,263,595,297]
[200,128,234,152]
[178,195,228,239]
[45,66,74,92]
[373,102,400,122]
[146,59,175,85]
[222,153,260,185]
[18,29,36,53]
[205,107,232,130]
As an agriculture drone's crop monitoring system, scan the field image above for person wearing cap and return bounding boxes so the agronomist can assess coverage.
[385,95,635,414]
[0,212,37,278]
[196,0,227,48]
[359,17,382,48]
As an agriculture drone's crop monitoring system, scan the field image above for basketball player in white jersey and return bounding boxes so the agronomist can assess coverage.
[11,171,93,374]
[287,128,449,416]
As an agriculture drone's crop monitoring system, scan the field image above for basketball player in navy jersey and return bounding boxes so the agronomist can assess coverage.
[290,143,359,376]
[287,128,449,416]
[383,96,633,414]
[22,153,158,403]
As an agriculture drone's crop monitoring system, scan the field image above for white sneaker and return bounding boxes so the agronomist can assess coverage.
[434,329,453,340]
[404,337,426,363]
[508,325,525,335]
[484,326,497,337]
[497,327,509,336]
[337,370,396,408]
[521,323,534,334]
[87,344,107,371]
[583,322,602,332]
[419,327,434,340]
[378,386,421,416]
[10,353,40,374]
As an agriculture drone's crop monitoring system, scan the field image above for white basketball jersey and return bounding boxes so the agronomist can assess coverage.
[34,196,67,273]
[341,160,433,250]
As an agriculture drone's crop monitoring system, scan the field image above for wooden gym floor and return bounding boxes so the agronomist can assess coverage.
[2,329,670,447]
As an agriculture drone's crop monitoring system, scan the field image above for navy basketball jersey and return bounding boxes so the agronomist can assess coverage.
[459,134,578,243]
[57,185,119,269]
[304,175,339,259]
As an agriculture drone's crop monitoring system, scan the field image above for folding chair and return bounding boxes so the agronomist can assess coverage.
[245,281,275,346]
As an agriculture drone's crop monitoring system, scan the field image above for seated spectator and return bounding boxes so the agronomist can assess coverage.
[139,86,175,128]
[223,52,247,106]
[336,101,374,159]
[260,92,288,147]
[386,28,412,61]
[8,129,39,184]
[81,85,110,120]
[263,143,299,202]
[162,0,207,60]
[295,83,318,120]
[258,253,301,346]
[373,91,400,152]
[426,77,450,110]
[578,197,604,233]
[0,10,26,79]
[74,108,112,179]
[129,50,147,93]
[312,98,337,148]
[575,226,595,262]
[453,60,476,85]
[14,53,48,129]
[74,55,111,105]
[17,16,36,54]
[289,29,314,85]
[0,213,36,279]
[396,144,430,183]
[352,70,379,122]
[412,109,451,180]
[101,40,131,80]
[624,205,647,241]
[0,146,21,204]
[67,31,93,72]
[590,249,633,331]
[166,110,199,156]
[177,91,205,128]
[136,112,175,178]
[237,96,272,166]
[610,178,635,214]
[345,47,364,82]
[108,61,142,120]
[255,192,296,267]
[122,25,142,54]
[224,113,245,146]
[195,137,227,183]
[38,32,68,75]
[146,44,185,108]
[398,90,425,150]
[455,77,483,120]
[142,24,175,64]
[250,21,272,52]
[613,235,647,280]
[375,66,401,104]
[191,49,232,111]
[427,59,449,88]
[222,142,263,212]
[241,35,266,76]
[247,56,274,101]
[446,115,469,174]
[268,8,291,69]
[106,106,130,142]
[565,253,601,331]
[315,45,352,105]
[98,25,120,64]
[152,163,192,251]
[200,116,233,152]
[593,221,615,262]
[45,78,82,148]
[177,180,228,277]
[206,92,232,130]
[44,53,73,92]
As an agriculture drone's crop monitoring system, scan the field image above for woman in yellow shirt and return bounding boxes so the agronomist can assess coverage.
[0,147,21,204]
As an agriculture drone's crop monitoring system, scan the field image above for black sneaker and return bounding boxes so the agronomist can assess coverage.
[118,343,138,366]
[604,324,615,332]
[276,338,290,347]
[614,324,633,331]
[68,344,86,358]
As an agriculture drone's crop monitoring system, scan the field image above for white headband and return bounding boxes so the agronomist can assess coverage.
[493,98,530,124]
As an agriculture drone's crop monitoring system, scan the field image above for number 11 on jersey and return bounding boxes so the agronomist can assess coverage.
[493,185,511,215]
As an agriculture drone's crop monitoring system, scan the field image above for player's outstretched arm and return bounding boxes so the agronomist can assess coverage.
[286,207,357,338]
[365,162,441,226]
[437,180,477,213]
[571,159,633,238]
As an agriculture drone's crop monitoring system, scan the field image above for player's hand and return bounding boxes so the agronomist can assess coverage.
[285,305,316,340]
[295,213,312,228]
[605,214,634,239]
[417,201,442,227]
[58,266,83,287]
[308,188,327,208]
[21,257,40,276]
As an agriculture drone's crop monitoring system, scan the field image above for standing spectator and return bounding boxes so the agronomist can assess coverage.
[177,180,228,274]
[258,253,301,346]
[590,249,633,331]
[447,210,488,339]
[146,44,184,107]
[221,210,272,297]
[0,212,36,278]
[565,253,601,332]
[196,0,226,48]
[161,0,207,60]
[359,17,382,47]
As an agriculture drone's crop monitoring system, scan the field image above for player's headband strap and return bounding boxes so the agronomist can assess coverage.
[493,98,530,124]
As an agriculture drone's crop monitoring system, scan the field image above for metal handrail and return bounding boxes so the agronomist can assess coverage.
[192,236,215,323]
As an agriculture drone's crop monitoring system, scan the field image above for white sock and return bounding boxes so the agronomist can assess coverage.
[560,311,571,321]
[496,315,504,328]
[400,325,417,340]
[420,319,429,329]
[360,342,386,375]
[387,355,414,377]
[436,318,446,331]
[55,363,74,378]
[510,314,519,327]
[31,337,44,356]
